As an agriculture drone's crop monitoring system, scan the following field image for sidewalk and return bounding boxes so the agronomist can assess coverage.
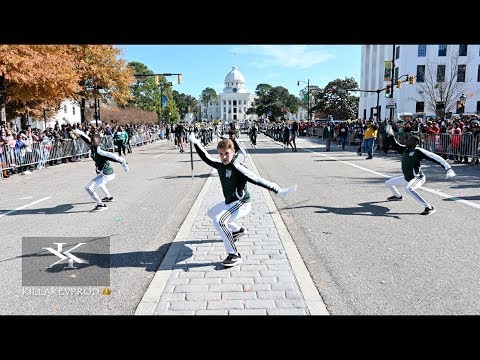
[135,152,328,315]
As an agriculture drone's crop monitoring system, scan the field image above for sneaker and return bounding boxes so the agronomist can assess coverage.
[387,195,403,201]
[232,227,246,241]
[221,253,242,267]
[102,197,114,202]
[366,156,373,159]
[92,204,108,212]
[420,207,436,215]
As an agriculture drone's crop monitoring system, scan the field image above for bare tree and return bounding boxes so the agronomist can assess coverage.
[417,47,473,118]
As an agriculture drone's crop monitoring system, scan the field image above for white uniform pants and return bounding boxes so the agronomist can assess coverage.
[85,173,115,205]
[208,200,252,255]
[385,175,431,208]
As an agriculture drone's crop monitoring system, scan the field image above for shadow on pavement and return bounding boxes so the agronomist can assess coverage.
[20,239,226,273]
[285,201,420,219]
[0,202,94,216]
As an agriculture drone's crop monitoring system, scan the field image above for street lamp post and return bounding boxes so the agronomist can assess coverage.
[297,79,310,120]
[134,73,182,126]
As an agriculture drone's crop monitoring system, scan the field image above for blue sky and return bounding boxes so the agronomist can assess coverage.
[119,45,361,99]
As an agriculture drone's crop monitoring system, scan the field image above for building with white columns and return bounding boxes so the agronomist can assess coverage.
[359,45,480,121]
[200,66,259,123]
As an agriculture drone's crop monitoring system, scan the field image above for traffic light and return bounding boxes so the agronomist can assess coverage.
[385,85,391,98]
[177,74,182,84]
[409,75,415,84]
[397,80,402,89]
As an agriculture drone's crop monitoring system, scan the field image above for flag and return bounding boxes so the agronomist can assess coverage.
[384,61,392,81]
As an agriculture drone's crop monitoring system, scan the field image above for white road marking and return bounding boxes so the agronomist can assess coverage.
[0,197,51,218]
[153,152,167,158]
[304,148,480,210]
[20,196,33,200]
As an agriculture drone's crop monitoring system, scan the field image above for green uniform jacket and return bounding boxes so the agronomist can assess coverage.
[193,142,281,204]
[77,131,125,175]
[391,136,451,181]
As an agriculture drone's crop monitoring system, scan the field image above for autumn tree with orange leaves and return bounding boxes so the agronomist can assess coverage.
[0,45,80,124]
[68,45,135,123]
[0,45,135,127]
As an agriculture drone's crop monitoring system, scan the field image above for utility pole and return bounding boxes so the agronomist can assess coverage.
[376,90,381,123]
[390,44,396,122]
[134,73,182,126]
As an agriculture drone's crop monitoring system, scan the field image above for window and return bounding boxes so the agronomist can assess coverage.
[63,104,67,113]
[244,100,247,105]
[478,65,480,82]
[438,45,447,56]
[417,65,425,82]
[228,100,231,105]
[459,45,467,56]
[223,100,226,105]
[418,45,426,57]
[395,46,400,59]
[416,102,425,113]
[72,106,75,115]
[394,67,399,83]
[223,107,226,113]
[437,65,446,82]
[477,101,480,113]
[457,65,466,82]
[244,107,247,112]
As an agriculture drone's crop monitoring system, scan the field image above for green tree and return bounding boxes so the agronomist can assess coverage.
[127,61,160,113]
[253,84,298,121]
[299,85,320,119]
[312,77,359,119]
[172,90,198,119]
[200,87,217,121]
[163,88,179,124]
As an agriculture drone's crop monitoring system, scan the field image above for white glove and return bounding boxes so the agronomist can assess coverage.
[277,184,298,199]
[385,124,394,136]
[122,162,129,173]
[188,132,199,144]
[445,168,456,179]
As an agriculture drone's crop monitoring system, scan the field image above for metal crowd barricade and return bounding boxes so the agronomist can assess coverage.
[1,137,92,177]
[416,132,480,163]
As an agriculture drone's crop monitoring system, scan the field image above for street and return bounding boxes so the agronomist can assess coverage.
[1,134,479,315]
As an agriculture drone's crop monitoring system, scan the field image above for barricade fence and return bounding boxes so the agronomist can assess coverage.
[1,131,161,178]
[264,125,480,164]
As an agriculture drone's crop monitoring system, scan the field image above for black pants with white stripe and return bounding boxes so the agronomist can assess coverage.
[207,200,252,255]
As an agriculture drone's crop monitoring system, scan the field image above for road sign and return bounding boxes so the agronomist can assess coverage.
[386,104,397,109]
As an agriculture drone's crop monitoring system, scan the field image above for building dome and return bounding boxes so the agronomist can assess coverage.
[223,65,246,93]
[224,65,245,83]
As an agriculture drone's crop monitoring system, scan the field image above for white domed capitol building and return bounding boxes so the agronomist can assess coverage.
[200,66,259,124]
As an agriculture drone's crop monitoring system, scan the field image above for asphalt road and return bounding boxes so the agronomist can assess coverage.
[0,139,213,315]
[247,133,480,315]
[2,133,479,315]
